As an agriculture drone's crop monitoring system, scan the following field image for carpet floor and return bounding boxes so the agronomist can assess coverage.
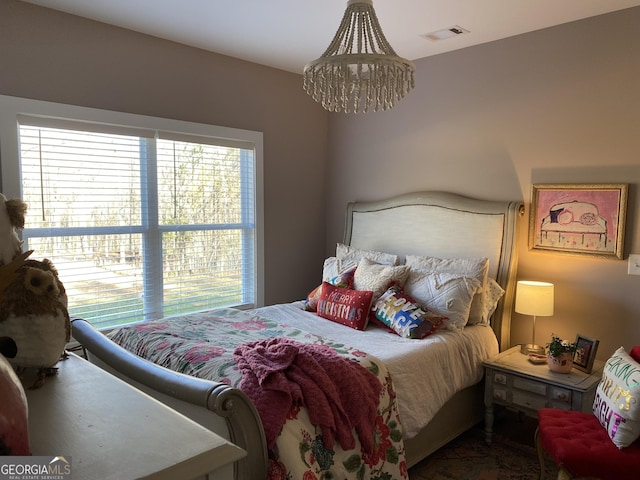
[408,409,559,480]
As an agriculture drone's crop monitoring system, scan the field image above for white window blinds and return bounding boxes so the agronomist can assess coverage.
[15,116,259,329]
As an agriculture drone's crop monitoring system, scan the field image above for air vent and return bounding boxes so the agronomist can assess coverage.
[422,26,469,42]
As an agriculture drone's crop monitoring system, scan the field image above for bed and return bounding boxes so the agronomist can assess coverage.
[71,191,523,480]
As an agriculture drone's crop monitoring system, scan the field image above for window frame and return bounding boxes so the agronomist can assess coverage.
[0,95,265,323]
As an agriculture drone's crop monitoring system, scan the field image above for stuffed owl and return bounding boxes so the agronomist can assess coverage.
[0,193,28,267]
[0,250,32,300]
[0,258,70,388]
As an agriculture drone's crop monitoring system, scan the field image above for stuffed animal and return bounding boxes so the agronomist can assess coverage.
[0,258,70,388]
[0,250,32,300]
[0,193,28,267]
[0,194,69,388]
[0,338,30,455]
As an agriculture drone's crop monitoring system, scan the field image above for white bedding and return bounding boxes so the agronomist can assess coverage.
[252,301,499,439]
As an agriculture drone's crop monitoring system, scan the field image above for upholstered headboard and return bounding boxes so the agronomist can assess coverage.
[343,191,523,350]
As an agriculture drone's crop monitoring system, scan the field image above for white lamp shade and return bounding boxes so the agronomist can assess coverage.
[515,281,554,317]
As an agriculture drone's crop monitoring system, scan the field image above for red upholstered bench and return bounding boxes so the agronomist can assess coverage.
[536,408,640,479]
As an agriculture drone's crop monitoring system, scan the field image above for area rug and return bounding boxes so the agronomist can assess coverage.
[408,412,558,480]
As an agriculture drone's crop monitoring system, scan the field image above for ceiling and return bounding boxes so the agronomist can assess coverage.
[23,0,640,73]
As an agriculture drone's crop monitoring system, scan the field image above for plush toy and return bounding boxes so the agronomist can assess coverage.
[0,193,28,267]
[0,194,70,388]
[0,339,30,455]
[0,259,70,388]
[0,250,32,300]
[0,252,30,455]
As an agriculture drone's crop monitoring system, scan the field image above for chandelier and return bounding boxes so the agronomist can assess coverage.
[303,0,415,114]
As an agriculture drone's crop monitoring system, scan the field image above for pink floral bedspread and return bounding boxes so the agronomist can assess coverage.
[108,308,408,480]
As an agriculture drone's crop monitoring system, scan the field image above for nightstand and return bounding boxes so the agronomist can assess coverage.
[483,346,604,444]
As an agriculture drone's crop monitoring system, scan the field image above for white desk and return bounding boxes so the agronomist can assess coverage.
[23,353,246,480]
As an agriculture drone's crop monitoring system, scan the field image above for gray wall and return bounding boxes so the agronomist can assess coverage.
[2,0,639,359]
[327,8,640,358]
[0,0,329,306]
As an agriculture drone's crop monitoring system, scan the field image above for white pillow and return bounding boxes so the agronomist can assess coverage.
[593,347,640,448]
[483,278,505,322]
[405,255,489,325]
[322,256,358,282]
[353,257,410,302]
[403,270,481,330]
[336,243,399,266]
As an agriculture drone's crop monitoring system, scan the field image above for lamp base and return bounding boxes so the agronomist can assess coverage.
[520,343,545,355]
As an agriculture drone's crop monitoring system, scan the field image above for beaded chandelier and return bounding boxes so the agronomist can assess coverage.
[303,0,415,114]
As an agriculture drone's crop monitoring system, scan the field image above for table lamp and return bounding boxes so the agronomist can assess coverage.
[515,280,554,355]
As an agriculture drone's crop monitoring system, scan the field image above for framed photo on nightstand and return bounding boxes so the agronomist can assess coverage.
[573,334,599,373]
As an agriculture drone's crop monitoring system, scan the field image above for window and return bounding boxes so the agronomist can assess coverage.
[0,95,263,329]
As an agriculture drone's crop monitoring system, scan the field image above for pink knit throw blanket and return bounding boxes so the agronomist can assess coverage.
[233,337,382,453]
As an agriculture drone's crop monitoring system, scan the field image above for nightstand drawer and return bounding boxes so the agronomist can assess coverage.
[550,386,572,404]
[494,372,508,385]
[513,377,548,396]
[512,391,548,411]
[493,388,508,401]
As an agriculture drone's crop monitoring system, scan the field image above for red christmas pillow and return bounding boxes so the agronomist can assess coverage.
[316,282,373,330]
[304,265,356,312]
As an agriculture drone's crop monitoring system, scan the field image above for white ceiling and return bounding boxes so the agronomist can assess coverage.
[23,0,640,73]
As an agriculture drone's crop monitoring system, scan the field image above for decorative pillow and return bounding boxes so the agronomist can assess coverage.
[405,255,489,325]
[373,284,447,339]
[304,263,357,312]
[353,257,410,302]
[482,278,505,322]
[321,256,359,282]
[403,270,481,330]
[593,346,640,448]
[316,282,373,330]
[336,243,399,266]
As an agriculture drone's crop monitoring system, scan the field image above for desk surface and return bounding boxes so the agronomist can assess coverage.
[24,353,245,480]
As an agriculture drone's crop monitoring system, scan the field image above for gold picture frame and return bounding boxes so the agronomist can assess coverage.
[573,334,599,374]
[529,183,628,259]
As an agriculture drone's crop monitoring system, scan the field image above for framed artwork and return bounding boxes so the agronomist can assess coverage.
[573,334,599,373]
[528,183,628,259]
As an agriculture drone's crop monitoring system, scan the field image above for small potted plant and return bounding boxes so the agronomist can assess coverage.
[546,335,577,373]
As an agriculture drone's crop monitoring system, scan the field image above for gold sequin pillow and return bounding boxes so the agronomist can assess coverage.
[593,347,640,448]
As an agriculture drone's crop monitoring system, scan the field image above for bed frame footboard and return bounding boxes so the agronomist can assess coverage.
[71,318,268,480]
